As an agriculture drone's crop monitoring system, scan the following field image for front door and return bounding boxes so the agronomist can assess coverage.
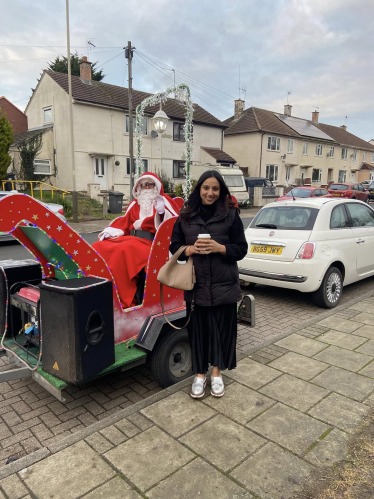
[351,172,356,183]
[346,202,374,276]
[93,156,107,190]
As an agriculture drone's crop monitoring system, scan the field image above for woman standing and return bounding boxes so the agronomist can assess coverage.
[170,171,248,398]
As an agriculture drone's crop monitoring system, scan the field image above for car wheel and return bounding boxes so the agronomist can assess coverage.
[151,327,192,387]
[312,266,343,308]
[240,280,256,289]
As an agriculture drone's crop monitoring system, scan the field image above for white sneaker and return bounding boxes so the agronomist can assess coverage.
[190,376,206,399]
[211,375,224,397]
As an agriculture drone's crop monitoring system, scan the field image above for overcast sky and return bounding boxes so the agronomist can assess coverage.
[1,0,373,141]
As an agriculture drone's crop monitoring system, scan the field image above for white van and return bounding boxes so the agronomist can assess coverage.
[191,166,249,206]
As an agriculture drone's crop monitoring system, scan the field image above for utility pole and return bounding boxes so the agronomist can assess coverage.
[65,0,78,222]
[126,41,134,201]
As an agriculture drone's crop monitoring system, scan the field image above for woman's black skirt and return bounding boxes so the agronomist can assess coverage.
[186,302,237,375]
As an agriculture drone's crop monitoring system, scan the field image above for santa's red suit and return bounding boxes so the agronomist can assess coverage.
[92,173,180,309]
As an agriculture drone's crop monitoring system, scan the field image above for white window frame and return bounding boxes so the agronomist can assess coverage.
[312,168,322,183]
[315,144,323,157]
[43,107,52,124]
[329,146,335,158]
[33,159,51,175]
[125,115,148,136]
[370,153,374,163]
[267,136,280,152]
[265,164,278,182]
[338,170,347,182]
[285,166,291,183]
[287,139,294,154]
[126,157,148,175]
[370,171,374,181]
[352,150,357,161]
[363,151,367,161]
[341,148,348,160]
[302,142,308,155]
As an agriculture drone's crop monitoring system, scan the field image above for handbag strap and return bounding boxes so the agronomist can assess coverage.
[160,283,194,330]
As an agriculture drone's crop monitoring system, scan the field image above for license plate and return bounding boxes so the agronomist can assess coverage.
[332,193,340,196]
[251,245,283,255]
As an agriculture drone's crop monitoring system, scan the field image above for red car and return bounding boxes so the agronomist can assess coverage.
[328,183,369,202]
[276,186,331,202]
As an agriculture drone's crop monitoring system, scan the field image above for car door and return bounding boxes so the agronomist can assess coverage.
[346,203,374,276]
[329,204,356,282]
[357,184,368,201]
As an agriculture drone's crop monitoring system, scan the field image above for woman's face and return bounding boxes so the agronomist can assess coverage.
[200,177,220,205]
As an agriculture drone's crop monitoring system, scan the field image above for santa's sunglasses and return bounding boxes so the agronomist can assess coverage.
[140,182,155,188]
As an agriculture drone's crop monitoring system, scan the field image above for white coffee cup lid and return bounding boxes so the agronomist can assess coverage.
[197,234,211,238]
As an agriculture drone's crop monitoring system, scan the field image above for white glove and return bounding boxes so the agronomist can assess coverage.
[98,227,124,241]
[154,195,165,215]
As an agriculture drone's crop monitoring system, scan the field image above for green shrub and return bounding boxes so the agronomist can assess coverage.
[174,180,197,199]
[157,170,174,194]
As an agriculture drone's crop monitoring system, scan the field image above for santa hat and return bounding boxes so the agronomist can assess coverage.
[132,172,164,198]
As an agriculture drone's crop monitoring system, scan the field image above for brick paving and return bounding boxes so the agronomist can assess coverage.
[0,276,373,466]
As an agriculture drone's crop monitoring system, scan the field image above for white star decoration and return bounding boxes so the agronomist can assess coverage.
[45,212,49,217]
[153,269,157,274]
[77,239,80,244]
[73,250,78,256]
[57,226,62,232]
[94,258,98,262]
[47,226,51,230]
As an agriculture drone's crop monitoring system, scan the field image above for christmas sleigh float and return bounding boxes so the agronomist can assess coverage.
[0,193,191,401]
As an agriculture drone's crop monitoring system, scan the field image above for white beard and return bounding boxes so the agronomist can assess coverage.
[136,188,158,219]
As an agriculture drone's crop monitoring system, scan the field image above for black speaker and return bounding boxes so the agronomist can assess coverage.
[0,260,42,338]
[39,277,115,384]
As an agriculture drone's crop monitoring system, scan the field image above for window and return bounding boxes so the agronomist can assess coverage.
[338,170,347,182]
[173,123,185,142]
[95,158,105,176]
[370,153,374,163]
[33,159,51,175]
[285,167,291,183]
[312,169,322,183]
[341,148,348,160]
[126,158,148,175]
[173,160,185,178]
[363,151,367,161]
[43,107,52,124]
[267,136,280,151]
[222,175,244,187]
[302,142,308,155]
[315,144,323,157]
[352,150,357,161]
[346,204,374,228]
[265,164,278,182]
[287,139,294,153]
[251,206,318,231]
[329,146,335,158]
[125,115,148,135]
[330,205,349,229]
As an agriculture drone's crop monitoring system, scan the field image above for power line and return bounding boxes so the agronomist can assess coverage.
[134,53,163,90]
[95,50,124,70]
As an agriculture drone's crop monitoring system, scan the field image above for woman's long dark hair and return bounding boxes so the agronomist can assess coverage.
[180,170,237,222]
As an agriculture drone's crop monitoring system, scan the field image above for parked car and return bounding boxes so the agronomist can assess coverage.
[244,177,273,191]
[328,183,369,202]
[367,182,374,201]
[0,191,67,242]
[361,180,371,186]
[276,186,331,202]
[239,198,374,308]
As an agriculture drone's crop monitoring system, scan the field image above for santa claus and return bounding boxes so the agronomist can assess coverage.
[92,172,180,309]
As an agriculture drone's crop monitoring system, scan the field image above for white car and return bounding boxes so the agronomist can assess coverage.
[239,198,374,308]
[0,191,67,242]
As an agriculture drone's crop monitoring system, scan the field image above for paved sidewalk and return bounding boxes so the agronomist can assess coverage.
[1,298,374,498]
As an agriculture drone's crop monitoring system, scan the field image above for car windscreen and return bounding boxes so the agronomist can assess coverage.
[223,175,244,187]
[250,206,318,230]
[369,184,374,189]
[329,184,348,191]
[285,189,312,198]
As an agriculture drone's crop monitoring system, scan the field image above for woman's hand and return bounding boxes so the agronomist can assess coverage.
[194,239,226,255]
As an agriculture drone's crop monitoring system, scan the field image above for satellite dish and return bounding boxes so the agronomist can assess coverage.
[151,130,158,138]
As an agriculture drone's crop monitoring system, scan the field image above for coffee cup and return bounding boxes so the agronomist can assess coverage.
[197,234,211,240]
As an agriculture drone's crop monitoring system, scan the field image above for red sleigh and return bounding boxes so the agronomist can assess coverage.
[0,194,190,399]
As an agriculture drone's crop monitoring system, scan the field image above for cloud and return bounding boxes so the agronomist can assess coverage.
[0,0,373,140]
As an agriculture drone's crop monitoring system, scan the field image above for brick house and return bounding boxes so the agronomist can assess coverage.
[0,97,28,135]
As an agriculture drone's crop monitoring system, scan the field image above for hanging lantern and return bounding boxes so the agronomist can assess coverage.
[152,106,169,134]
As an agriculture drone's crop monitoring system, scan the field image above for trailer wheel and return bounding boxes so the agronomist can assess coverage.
[151,328,192,388]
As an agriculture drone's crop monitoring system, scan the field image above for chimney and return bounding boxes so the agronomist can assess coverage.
[234,99,244,119]
[284,104,292,117]
[80,56,92,81]
[312,110,319,123]
[340,124,347,131]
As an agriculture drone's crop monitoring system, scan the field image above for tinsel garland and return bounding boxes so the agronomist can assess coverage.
[135,84,194,197]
